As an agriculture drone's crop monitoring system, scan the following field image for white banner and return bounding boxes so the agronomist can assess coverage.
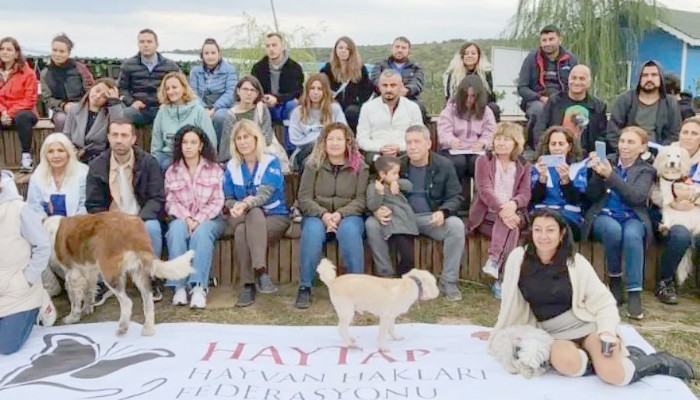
[0,323,694,400]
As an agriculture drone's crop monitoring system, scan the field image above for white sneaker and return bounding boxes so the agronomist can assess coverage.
[20,153,33,172]
[189,286,207,309]
[482,259,500,279]
[36,289,57,327]
[172,286,188,306]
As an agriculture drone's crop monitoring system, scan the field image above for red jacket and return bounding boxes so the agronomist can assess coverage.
[0,61,38,117]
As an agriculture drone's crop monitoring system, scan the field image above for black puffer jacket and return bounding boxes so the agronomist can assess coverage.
[117,53,180,108]
[399,152,463,215]
[40,59,94,111]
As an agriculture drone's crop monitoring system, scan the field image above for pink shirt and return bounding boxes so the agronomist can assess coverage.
[165,159,224,222]
[493,160,516,208]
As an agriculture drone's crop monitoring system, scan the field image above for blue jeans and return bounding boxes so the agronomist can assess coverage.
[155,153,172,173]
[0,308,38,355]
[299,215,365,288]
[269,99,299,154]
[659,225,700,282]
[144,219,163,258]
[592,215,645,291]
[211,108,229,148]
[165,218,223,290]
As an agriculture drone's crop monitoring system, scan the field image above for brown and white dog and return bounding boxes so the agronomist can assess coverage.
[43,212,194,336]
[317,258,439,351]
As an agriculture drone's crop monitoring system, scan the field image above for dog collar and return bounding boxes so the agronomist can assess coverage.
[409,276,423,300]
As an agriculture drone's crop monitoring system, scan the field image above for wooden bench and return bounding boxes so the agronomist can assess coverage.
[0,119,55,170]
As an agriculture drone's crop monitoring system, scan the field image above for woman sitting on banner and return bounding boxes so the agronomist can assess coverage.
[531,126,588,240]
[0,37,39,172]
[443,42,500,121]
[40,33,94,132]
[472,209,696,385]
[319,36,373,132]
[582,126,655,320]
[289,73,347,172]
[223,119,290,308]
[151,72,217,172]
[296,122,368,309]
[650,116,700,305]
[466,122,531,300]
[0,170,55,355]
[219,76,289,173]
[164,125,224,309]
[437,75,496,185]
[64,77,125,163]
[189,38,238,145]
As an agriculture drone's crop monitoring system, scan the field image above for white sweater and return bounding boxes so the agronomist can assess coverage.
[494,246,621,338]
[356,97,423,152]
[26,163,89,217]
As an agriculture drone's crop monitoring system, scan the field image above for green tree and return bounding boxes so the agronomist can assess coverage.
[508,0,664,102]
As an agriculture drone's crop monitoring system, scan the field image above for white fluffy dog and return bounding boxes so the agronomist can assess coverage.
[316,258,440,351]
[488,325,553,378]
[654,145,699,285]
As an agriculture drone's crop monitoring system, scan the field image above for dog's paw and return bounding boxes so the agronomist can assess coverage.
[141,324,155,337]
[62,314,80,325]
[84,305,94,315]
[390,334,404,341]
[117,322,129,336]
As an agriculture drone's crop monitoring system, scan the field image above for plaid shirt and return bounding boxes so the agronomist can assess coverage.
[165,159,224,222]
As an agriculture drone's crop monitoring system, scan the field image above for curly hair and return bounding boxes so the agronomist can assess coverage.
[171,125,218,168]
[521,208,575,266]
[535,125,582,163]
[307,122,363,173]
[157,72,197,105]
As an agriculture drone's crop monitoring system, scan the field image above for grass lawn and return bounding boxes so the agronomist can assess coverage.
[52,280,700,395]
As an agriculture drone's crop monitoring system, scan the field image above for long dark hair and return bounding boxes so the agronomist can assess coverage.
[521,209,576,265]
[535,125,582,163]
[235,75,264,103]
[0,37,26,71]
[172,125,218,167]
[454,75,487,119]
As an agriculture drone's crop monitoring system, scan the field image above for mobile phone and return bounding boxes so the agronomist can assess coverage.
[540,154,565,168]
[595,141,606,161]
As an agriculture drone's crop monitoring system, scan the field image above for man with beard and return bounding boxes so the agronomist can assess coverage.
[370,37,428,122]
[517,25,578,150]
[607,60,682,151]
[86,118,165,304]
[532,65,607,153]
[357,70,423,170]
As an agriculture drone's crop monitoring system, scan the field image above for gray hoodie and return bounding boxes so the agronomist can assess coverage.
[0,171,51,285]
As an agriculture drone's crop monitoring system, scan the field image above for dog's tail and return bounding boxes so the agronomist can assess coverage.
[676,250,693,285]
[316,258,337,286]
[140,250,195,280]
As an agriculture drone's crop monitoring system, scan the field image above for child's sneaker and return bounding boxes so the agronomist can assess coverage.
[20,153,33,173]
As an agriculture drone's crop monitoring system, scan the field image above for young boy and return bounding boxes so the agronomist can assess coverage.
[366,156,419,277]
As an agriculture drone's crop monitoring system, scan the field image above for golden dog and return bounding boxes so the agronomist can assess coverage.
[317,258,439,351]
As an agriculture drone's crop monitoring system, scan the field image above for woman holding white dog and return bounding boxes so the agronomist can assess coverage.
[530,126,588,240]
[653,117,700,304]
[223,119,290,308]
[582,126,655,320]
[472,209,696,385]
[164,125,224,309]
[296,122,369,309]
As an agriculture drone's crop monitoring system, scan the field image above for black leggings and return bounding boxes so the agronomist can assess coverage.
[5,110,38,152]
[389,234,416,276]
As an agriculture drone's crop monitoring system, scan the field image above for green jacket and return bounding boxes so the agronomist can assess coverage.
[298,159,369,217]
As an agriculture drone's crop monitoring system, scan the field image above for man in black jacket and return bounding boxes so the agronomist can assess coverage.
[607,60,682,151]
[532,64,607,152]
[365,125,465,301]
[517,25,578,149]
[251,33,304,153]
[86,118,165,302]
[118,29,180,126]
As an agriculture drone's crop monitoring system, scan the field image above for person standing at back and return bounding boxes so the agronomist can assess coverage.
[517,25,577,150]
[118,29,180,126]
[40,33,94,132]
[251,33,304,153]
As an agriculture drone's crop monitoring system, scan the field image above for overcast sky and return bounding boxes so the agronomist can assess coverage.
[8,0,700,58]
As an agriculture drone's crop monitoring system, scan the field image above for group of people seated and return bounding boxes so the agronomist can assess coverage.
[0,25,699,388]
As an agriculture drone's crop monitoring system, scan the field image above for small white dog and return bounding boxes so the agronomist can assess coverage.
[316,258,439,351]
[488,325,553,378]
[654,145,700,285]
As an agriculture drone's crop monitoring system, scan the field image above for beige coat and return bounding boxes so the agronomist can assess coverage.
[0,200,41,318]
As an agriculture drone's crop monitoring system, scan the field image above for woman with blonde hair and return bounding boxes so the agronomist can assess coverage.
[63,77,125,162]
[151,71,216,171]
[319,36,373,131]
[296,122,368,309]
[223,119,290,307]
[443,42,500,121]
[289,73,347,171]
[466,122,531,299]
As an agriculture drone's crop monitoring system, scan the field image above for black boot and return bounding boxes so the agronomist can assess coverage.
[626,345,647,361]
[608,276,624,306]
[655,279,678,305]
[627,291,644,320]
[631,352,697,383]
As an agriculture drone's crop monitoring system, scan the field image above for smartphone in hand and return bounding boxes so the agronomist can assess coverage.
[540,154,565,168]
[595,141,607,161]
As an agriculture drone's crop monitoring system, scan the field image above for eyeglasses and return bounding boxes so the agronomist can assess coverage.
[239,87,258,93]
